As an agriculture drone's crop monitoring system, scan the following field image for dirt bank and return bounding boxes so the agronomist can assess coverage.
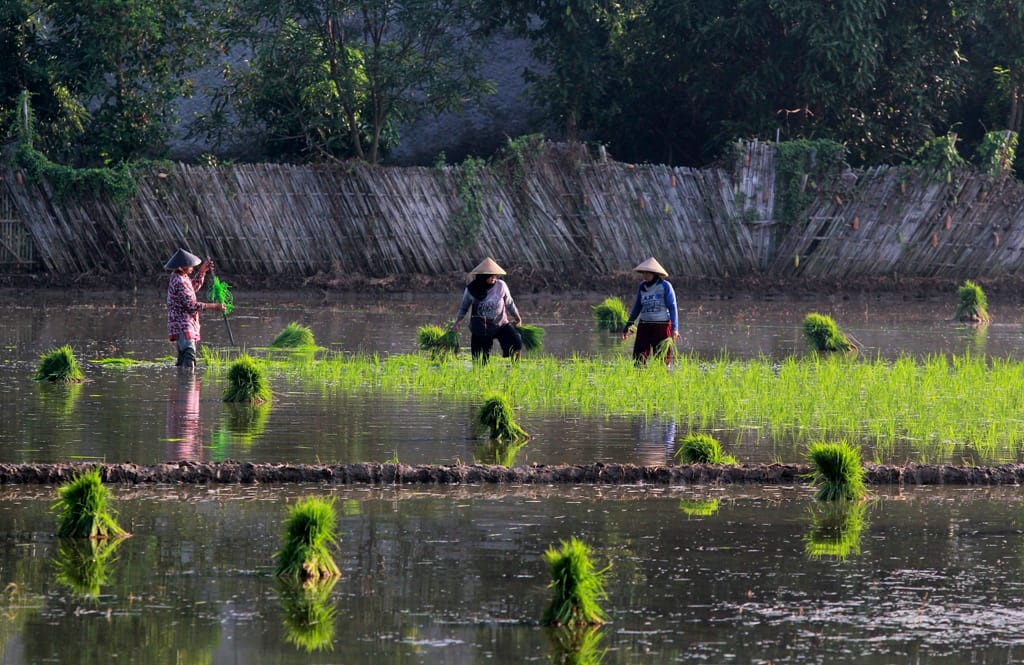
[4,461,1024,486]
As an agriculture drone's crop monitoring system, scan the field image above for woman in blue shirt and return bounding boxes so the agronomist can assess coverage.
[622,257,679,365]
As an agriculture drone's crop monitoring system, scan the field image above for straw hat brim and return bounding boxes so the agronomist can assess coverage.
[632,257,668,277]
[470,257,506,276]
[164,248,202,270]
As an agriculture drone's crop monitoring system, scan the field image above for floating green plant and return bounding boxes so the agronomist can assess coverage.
[542,537,609,627]
[592,297,629,332]
[802,313,855,353]
[476,393,529,441]
[678,498,722,517]
[518,324,545,352]
[806,441,867,501]
[54,536,125,599]
[417,325,459,357]
[53,469,129,539]
[955,280,990,323]
[674,433,737,465]
[270,321,316,349]
[223,355,272,404]
[34,345,84,383]
[804,501,869,560]
[275,497,341,583]
[279,576,338,652]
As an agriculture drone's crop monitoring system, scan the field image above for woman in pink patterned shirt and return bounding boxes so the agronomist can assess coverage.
[165,248,225,370]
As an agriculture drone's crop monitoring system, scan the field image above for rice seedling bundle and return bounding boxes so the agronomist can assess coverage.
[675,433,737,465]
[542,537,609,627]
[517,324,544,352]
[802,313,854,352]
[53,469,128,539]
[208,275,235,315]
[270,322,316,349]
[475,393,529,441]
[592,298,629,332]
[417,325,459,357]
[954,280,990,323]
[806,441,867,501]
[275,497,341,582]
[223,354,272,404]
[34,345,84,383]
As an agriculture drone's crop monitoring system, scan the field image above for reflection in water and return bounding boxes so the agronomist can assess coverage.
[53,537,125,599]
[213,403,271,458]
[545,625,606,665]
[678,498,721,517]
[804,500,870,560]
[633,416,676,466]
[35,382,82,418]
[166,375,203,461]
[474,438,528,466]
[278,576,338,652]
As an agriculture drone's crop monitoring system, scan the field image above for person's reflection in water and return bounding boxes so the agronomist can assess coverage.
[167,374,203,461]
[633,415,677,465]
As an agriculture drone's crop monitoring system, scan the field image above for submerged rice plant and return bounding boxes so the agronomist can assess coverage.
[223,355,272,404]
[417,325,459,357]
[542,537,609,627]
[270,322,316,349]
[34,345,84,383]
[518,324,545,352]
[53,469,128,539]
[592,297,629,332]
[674,433,737,465]
[804,501,869,559]
[955,280,990,323]
[802,313,855,353]
[806,441,867,501]
[475,393,529,441]
[275,497,341,582]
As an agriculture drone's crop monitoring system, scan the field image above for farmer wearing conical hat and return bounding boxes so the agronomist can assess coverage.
[165,248,225,371]
[622,257,680,365]
[450,257,524,362]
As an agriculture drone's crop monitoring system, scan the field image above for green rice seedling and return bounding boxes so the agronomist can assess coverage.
[34,345,84,383]
[806,441,867,501]
[541,537,609,627]
[955,280,990,323]
[804,501,868,559]
[592,297,629,332]
[223,354,272,404]
[517,324,544,352]
[270,321,316,349]
[674,433,737,465]
[678,498,721,517]
[802,313,855,353]
[417,324,459,357]
[275,497,341,583]
[545,624,607,665]
[53,469,128,539]
[279,576,338,652]
[54,537,125,598]
[475,393,529,441]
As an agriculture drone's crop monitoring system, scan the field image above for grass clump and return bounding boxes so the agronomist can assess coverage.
[275,497,341,583]
[802,313,855,352]
[417,324,459,357]
[592,297,629,332]
[53,469,129,539]
[517,324,544,352]
[270,322,316,349]
[475,393,529,441]
[34,345,85,383]
[223,355,272,404]
[541,537,609,627]
[806,441,867,501]
[674,433,737,465]
[955,280,990,323]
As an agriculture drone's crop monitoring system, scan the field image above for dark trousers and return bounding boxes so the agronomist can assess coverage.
[633,321,672,365]
[471,324,523,362]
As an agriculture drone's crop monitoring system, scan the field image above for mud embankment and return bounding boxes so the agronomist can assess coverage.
[3,461,1024,486]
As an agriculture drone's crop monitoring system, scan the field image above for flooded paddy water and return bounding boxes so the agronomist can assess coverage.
[2,288,1024,662]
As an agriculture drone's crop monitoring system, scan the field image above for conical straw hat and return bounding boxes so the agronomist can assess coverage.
[164,248,201,270]
[470,257,506,276]
[633,257,668,276]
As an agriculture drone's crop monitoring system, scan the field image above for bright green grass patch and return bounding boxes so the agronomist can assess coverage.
[270,322,316,349]
[675,433,737,465]
[542,537,609,627]
[201,350,1024,465]
[53,469,129,539]
[806,441,867,501]
[35,345,84,383]
[275,497,341,582]
[89,357,147,368]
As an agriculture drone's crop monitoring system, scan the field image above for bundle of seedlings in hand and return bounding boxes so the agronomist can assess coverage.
[954,280,990,323]
[53,469,128,539]
[275,497,341,583]
[223,354,272,404]
[802,313,856,353]
[674,433,737,465]
[806,441,867,501]
[270,321,316,349]
[34,345,84,383]
[417,324,459,357]
[475,393,529,441]
[592,297,629,332]
[208,275,235,315]
[517,324,545,352]
[541,537,609,627]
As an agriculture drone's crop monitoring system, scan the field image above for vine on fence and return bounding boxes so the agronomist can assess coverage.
[774,139,847,227]
[448,156,487,249]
